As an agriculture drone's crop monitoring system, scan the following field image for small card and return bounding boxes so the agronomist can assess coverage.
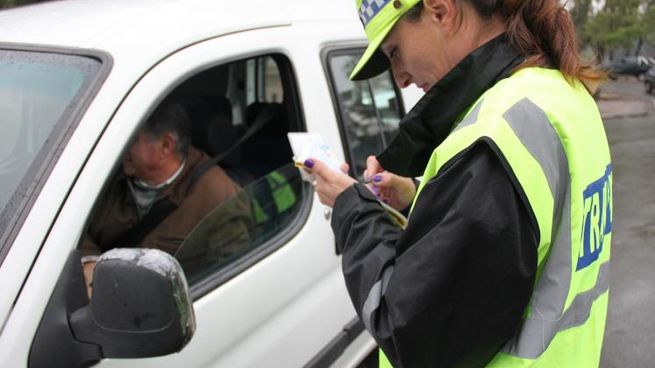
[287,133,408,229]
[287,133,343,182]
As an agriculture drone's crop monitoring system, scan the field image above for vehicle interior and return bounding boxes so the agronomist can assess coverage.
[170,54,299,184]
[79,53,311,294]
[78,49,406,295]
[170,54,311,289]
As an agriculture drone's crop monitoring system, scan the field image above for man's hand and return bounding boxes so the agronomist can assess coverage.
[83,261,96,300]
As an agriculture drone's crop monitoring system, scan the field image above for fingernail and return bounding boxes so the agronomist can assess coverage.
[373,175,383,183]
[304,159,315,169]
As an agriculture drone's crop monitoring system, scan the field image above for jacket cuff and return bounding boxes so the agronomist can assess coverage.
[81,255,101,264]
[332,184,382,252]
[333,183,379,214]
[78,238,103,258]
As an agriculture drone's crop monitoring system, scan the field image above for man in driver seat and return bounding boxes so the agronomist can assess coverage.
[80,101,249,292]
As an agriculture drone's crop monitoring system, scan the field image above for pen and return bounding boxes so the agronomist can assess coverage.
[297,160,376,185]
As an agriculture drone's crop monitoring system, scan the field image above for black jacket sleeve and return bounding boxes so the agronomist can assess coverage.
[331,141,538,368]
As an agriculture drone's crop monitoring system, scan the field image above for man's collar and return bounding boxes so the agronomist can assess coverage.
[161,147,204,206]
[133,159,186,190]
[377,34,525,177]
[122,150,200,208]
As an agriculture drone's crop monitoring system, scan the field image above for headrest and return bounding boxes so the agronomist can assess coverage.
[187,96,240,166]
[206,113,240,166]
[245,102,286,134]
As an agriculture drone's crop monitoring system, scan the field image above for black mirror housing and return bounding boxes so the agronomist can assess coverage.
[70,249,195,358]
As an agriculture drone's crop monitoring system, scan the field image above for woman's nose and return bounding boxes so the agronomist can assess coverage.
[391,64,411,89]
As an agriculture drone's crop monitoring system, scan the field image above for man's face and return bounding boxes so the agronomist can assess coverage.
[122,132,163,181]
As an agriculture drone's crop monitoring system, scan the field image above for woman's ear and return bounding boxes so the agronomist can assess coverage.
[423,0,458,32]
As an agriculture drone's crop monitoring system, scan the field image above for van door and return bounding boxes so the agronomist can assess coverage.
[6,26,361,368]
[4,25,417,368]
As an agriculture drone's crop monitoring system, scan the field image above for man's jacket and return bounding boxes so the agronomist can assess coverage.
[80,147,245,258]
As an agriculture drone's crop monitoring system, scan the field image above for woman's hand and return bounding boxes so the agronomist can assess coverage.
[364,156,416,212]
[304,158,357,208]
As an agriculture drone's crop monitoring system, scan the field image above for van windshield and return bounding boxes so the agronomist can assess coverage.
[0,49,102,235]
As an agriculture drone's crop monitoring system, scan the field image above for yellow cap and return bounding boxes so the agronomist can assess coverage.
[350,0,421,80]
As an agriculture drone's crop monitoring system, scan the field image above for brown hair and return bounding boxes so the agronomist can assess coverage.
[404,0,605,86]
[494,0,604,85]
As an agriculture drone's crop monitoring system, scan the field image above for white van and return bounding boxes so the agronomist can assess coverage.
[0,1,422,367]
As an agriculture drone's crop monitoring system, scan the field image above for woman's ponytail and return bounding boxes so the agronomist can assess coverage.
[474,0,605,85]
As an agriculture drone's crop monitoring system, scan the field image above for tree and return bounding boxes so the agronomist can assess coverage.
[570,0,594,44]
[584,0,643,59]
[643,0,655,44]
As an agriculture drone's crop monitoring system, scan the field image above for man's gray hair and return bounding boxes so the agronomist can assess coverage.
[143,101,192,158]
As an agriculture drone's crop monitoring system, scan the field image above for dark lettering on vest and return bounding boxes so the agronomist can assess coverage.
[577,165,613,271]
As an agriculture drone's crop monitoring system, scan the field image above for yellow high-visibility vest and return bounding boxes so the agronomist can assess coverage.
[381,67,612,367]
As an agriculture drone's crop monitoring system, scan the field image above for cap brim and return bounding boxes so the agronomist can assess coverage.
[349,20,396,81]
[350,48,390,81]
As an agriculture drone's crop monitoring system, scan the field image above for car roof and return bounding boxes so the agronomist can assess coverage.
[0,0,360,57]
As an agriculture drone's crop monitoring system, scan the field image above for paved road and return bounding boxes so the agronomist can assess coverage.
[599,80,655,367]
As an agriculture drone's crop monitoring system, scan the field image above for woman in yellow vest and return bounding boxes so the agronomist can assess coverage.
[304,0,612,366]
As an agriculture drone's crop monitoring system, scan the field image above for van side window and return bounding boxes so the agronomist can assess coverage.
[80,54,309,298]
[0,50,105,264]
[326,50,404,180]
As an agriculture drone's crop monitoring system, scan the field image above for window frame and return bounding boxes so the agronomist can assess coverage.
[0,43,112,268]
[321,46,406,179]
[74,50,310,300]
[187,52,312,299]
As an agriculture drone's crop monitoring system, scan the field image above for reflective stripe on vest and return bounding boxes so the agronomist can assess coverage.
[379,68,612,367]
[269,171,296,213]
[252,170,297,224]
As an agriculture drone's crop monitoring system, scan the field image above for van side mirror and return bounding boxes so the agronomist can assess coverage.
[70,248,195,358]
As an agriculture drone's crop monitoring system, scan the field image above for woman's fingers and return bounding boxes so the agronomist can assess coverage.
[373,172,413,190]
[371,172,396,188]
[304,158,356,208]
[340,162,350,174]
[304,158,326,177]
[364,155,383,181]
[369,172,416,211]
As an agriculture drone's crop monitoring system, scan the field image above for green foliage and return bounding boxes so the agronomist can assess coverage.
[573,0,655,55]
[570,0,593,38]
[644,1,655,43]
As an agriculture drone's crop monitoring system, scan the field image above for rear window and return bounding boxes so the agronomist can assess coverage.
[325,49,404,181]
[0,48,107,261]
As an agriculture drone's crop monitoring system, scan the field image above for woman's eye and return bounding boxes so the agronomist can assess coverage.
[390,48,399,60]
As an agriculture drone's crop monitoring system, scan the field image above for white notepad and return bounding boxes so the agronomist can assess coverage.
[287,132,408,229]
[287,132,343,175]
